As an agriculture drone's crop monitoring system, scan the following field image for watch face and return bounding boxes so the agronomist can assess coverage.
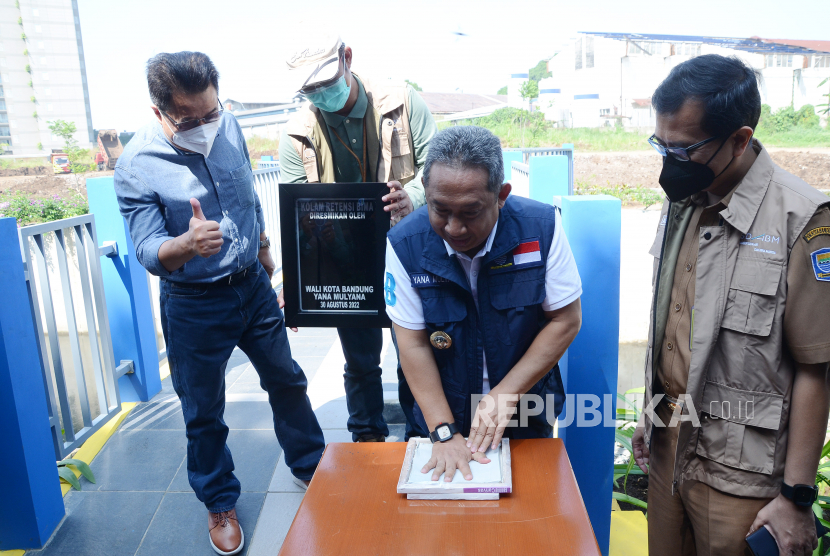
[795,486,816,505]
[437,425,451,441]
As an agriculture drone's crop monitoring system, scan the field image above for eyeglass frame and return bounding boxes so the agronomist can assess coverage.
[160,99,224,132]
[647,134,720,162]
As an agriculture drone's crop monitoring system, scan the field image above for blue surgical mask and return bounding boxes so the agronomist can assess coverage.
[304,75,351,113]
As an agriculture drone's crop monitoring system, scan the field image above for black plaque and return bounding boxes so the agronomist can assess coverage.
[279,182,392,328]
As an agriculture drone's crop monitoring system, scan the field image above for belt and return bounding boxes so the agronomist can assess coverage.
[166,263,257,289]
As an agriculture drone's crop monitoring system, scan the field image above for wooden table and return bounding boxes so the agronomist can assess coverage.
[279,438,601,555]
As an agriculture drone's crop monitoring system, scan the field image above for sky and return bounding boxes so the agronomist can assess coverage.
[76,0,829,131]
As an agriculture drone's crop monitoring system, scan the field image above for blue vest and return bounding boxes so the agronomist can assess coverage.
[387,195,565,438]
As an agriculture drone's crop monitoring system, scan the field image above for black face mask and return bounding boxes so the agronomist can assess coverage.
[658,138,734,202]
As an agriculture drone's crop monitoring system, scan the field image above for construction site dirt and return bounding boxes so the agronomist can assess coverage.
[1,148,828,203]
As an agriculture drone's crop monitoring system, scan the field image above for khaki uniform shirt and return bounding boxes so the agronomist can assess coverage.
[644,141,830,498]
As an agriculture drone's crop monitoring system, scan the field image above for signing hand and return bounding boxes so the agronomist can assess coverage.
[468,392,518,454]
[421,434,490,482]
[747,495,818,556]
[632,425,650,474]
[382,181,413,225]
[187,198,223,257]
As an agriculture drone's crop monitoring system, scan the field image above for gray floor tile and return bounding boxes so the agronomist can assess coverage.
[169,430,282,493]
[246,493,304,556]
[223,401,277,430]
[267,430,351,493]
[31,491,163,556]
[314,399,350,429]
[81,430,187,492]
[136,492,264,556]
[120,401,185,431]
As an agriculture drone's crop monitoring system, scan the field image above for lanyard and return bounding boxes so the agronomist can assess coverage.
[329,122,367,182]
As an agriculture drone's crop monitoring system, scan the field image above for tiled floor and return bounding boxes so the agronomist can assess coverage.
[26,327,405,556]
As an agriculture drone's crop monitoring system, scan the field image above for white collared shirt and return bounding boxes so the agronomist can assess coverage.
[385,209,582,394]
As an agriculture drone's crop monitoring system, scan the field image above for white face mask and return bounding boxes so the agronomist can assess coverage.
[162,115,221,158]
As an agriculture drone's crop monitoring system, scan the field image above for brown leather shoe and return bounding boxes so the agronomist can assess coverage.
[208,508,244,556]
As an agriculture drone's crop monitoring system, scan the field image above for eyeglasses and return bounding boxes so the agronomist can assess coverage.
[161,99,224,132]
[647,134,720,162]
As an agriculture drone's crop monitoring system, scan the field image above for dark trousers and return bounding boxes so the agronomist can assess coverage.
[337,327,389,441]
[160,263,325,512]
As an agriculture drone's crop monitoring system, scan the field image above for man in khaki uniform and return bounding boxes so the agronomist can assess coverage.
[279,31,437,442]
[632,54,830,556]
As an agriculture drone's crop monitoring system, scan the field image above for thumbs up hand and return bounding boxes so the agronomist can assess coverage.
[187,198,223,258]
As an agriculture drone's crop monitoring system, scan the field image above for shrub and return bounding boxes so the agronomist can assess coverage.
[0,191,89,226]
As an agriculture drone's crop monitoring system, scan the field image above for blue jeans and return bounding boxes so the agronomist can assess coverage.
[160,263,325,512]
[337,327,390,441]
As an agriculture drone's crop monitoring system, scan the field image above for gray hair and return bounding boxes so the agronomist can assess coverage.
[423,126,504,195]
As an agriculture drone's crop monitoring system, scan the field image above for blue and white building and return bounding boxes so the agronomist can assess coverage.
[541,32,830,128]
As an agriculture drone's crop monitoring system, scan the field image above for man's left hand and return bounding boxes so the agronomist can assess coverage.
[258,247,276,279]
[383,181,413,225]
[468,392,518,454]
[747,494,818,555]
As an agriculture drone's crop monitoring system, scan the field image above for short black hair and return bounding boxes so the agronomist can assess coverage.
[146,52,219,113]
[652,54,761,137]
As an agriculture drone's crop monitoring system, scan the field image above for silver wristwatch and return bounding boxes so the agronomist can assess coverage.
[260,236,270,250]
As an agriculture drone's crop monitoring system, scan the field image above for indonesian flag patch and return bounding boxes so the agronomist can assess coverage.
[513,239,542,266]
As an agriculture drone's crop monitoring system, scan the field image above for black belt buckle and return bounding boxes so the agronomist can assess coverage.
[228,266,250,285]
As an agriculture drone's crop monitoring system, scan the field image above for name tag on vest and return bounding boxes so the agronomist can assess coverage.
[410,273,451,288]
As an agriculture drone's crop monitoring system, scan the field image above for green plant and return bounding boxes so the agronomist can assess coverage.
[0,191,89,225]
[30,95,36,104]
[17,16,22,25]
[497,86,507,95]
[404,79,422,92]
[15,0,20,8]
[21,32,27,41]
[28,79,33,88]
[36,141,43,150]
[32,111,38,119]
[613,388,647,510]
[48,119,96,173]
[818,78,829,117]
[57,458,95,491]
[23,48,28,56]
[25,64,31,73]
[529,59,552,83]
[575,181,664,209]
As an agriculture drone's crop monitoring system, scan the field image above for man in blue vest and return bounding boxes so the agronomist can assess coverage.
[385,126,583,480]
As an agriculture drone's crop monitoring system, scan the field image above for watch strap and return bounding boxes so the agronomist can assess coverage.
[429,422,460,443]
[781,482,818,507]
[259,236,270,249]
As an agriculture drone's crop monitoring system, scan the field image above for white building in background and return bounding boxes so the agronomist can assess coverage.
[0,0,93,155]
[541,32,830,129]
[224,97,304,140]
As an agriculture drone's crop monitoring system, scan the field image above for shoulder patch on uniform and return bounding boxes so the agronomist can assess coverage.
[409,273,450,288]
[811,248,830,282]
[804,226,830,243]
[512,238,543,267]
[384,272,397,306]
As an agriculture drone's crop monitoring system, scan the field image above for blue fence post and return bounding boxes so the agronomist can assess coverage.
[528,155,569,202]
[502,150,523,181]
[0,217,65,549]
[86,177,161,402]
[558,195,621,556]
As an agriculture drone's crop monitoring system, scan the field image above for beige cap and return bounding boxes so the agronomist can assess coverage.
[286,32,343,92]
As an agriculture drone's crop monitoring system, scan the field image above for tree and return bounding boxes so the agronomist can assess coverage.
[519,80,539,103]
[529,59,552,83]
[48,119,93,173]
[405,79,422,92]
[497,86,507,95]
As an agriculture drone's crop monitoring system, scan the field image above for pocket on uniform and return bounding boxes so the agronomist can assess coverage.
[695,381,783,475]
[490,275,546,346]
[231,163,255,208]
[390,128,415,181]
[720,257,782,336]
[168,283,209,298]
